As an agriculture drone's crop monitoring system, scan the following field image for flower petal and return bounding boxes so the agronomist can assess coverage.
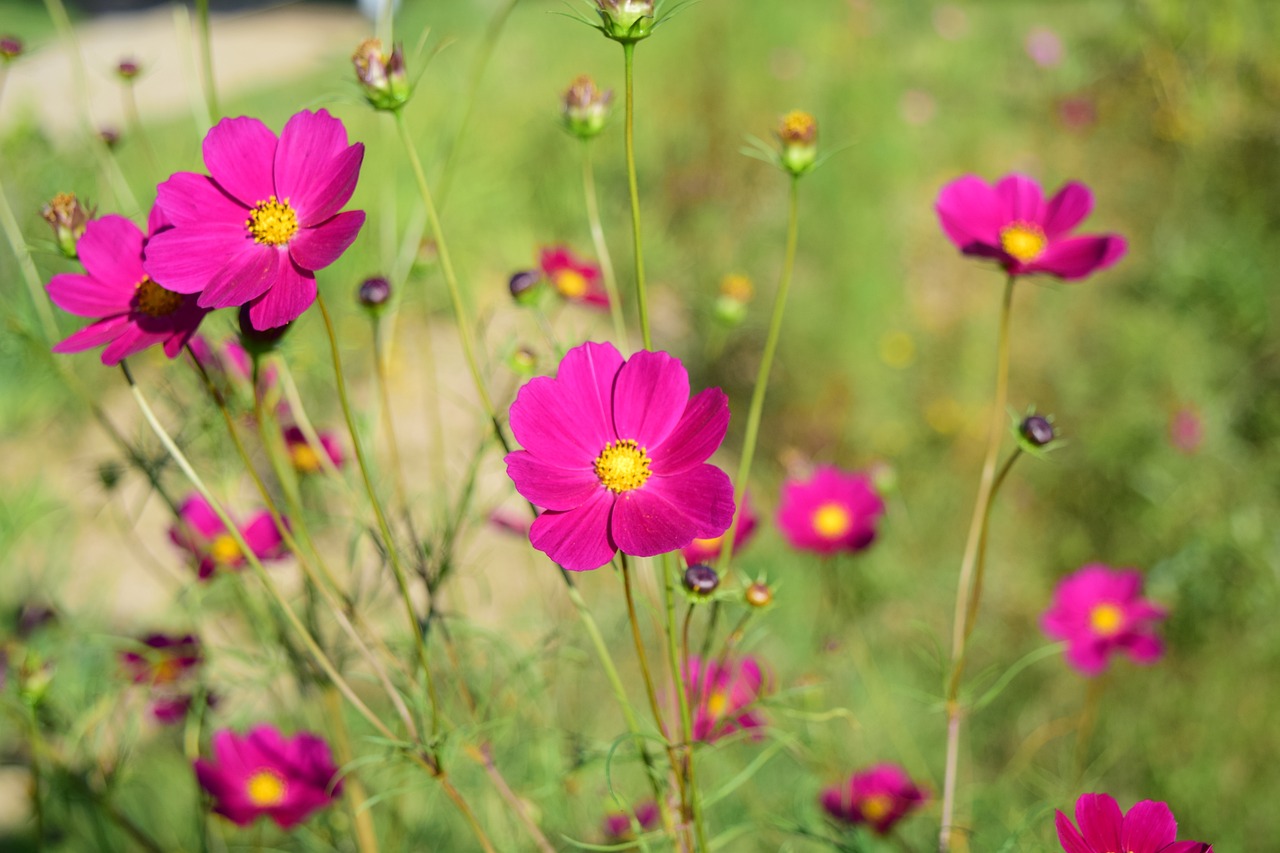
[242,513,285,560]
[528,489,617,571]
[644,464,735,539]
[202,116,278,207]
[1121,800,1178,853]
[101,324,167,365]
[143,224,251,295]
[995,173,1046,223]
[289,210,365,271]
[1123,633,1165,665]
[505,450,601,511]
[935,174,1003,250]
[509,341,623,463]
[52,315,131,356]
[246,258,316,329]
[294,145,365,227]
[78,215,145,289]
[1076,793,1124,851]
[47,272,133,317]
[1028,235,1127,280]
[274,109,361,224]
[197,245,281,309]
[649,387,730,475]
[154,172,247,227]
[612,349,690,448]
[610,487,699,558]
[1043,181,1094,239]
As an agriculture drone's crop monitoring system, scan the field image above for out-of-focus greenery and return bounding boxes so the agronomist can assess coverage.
[1,0,1277,850]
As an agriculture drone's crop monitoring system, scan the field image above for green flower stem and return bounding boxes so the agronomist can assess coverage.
[1073,674,1108,780]
[194,0,218,122]
[371,313,414,521]
[0,179,59,343]
[315,292,443,742]
[963,447,1022,639]
[120,81,160,174]
[393,108,509,453]
[939,273,1017,853]
[717,176,802,576]
[276,358,348,483]
[323,688,381,853]
[582,138,628,347]
[622,41,651,349]
[664,555,709,851]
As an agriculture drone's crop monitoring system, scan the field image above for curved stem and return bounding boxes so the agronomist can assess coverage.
[717,177,801,576]
[372,314,414,519]
[939,273,1017,853]
[194,0,218,122]
[323,689,381,853]
[621,41,651,349]
[120,82,159,174]
[582,138,628,347]
[0,174,60,342]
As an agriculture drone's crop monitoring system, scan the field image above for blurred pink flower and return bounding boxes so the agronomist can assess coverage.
[1056,793,1212,853]
[120,633,201,724]
[820,763,927,835]
[681,491,758,565]
[1041,564,1167,676]
[145,110,365,330]
[1026,26,1065,68]
[935,174,1126,280]
[683,654,769,743]
[1058,96,1098,132]
[170,494,287,580]
[602,800,659,842]
[777,465,885,555]
[47,211,208,365]
[195,726,342,828]
[539,246,609,308]
[283,426,343,474]
[1169,405,1204,454]
[504,342,734,572]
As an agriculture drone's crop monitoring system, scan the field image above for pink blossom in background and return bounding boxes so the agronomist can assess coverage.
[1041,564,1167,676]
[120,633,201,724]
[170,494,287,580]
[47,211,208,365]
[282,426,343,473]
[820,763,927,835]
[681,490,758,566]
[1056,793,1213,853]
[602,800,659,842]
[1059,96,1098,132]
[145,109,365,330]
[195,726,342,828]
[1169,405,1204,454]
[777,465,885,555]
[1026,26,1065,68]
[935,173,1126,280]
[488,506,534,537]
[539,245,609,308]
[504,341,735,571]
[683,654,769,743]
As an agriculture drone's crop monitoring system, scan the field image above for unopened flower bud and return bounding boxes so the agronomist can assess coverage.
[744,581,773,608]
[99,127,121,148]
[238,304,290,355]
[562,75,613,139]
[713,273,753,327]
[0,36,22,61]
[1019,414,1056,447]
[508,269,542,304]
[777,110,818,176]
[507,346,537,377]
[116,58,141,80]
[682,564,719,596]
[42,192,93,259]
[352,38,409,112]
[358,276,391,312]
[595,0,655,43]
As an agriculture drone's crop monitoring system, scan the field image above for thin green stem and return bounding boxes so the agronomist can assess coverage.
[664,556,708,850]
[717,177,801,576]
[194,0,218,122]
[372,316,413,519]
[1073,675,1108,780]
[582,138,628,347]
[939,273,1017,853]
[963,448,1022,640]
[621,41,651,349]
[323,689,381,853]
[120,82,159,174]
[0,180,59,342]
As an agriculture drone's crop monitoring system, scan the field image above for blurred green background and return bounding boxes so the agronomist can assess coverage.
[1,0,1277,849]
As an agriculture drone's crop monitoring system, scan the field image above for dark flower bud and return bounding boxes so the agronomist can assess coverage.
[1019,414,1055,447]
[777,110,818,176]
[352,38,410,112]
[562,75,613,140]
[358,276,391,311]
[0,36,22,61]
[508,269,542,304]
[116,58,141,80]
[682,564,719,596]
[42,192,94,259]
[595,0,655,43]
[237,304,290,356]
[745,581,773,608]
[99,126,121,148]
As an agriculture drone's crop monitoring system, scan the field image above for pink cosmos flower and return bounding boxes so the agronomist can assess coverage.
[681,490,758,566]
[1169,405,1204,454]
[120,633,201,724]
[145,109,365,330]
[935,174,1126,280]
[1041,564,1167,676]
[683,654,769,743]
[47,211,208,365]
[1025,26,1065,68]
[169,494,287,580]
[188,334,279,399]
[504,341,735,572]
[282,426,343,474]
[1056,793,1213,853]
[195,726,343,828]
[488,506,534,537]
[820,763,927,835]
[602,800,659,842]
[540,245,608,308]
[777,466,885,555]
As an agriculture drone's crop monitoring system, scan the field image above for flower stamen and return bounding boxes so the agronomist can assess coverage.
[812,502,852,539]
[245,769,287,807]
[999,222,1047,262]
[594,439,652,493]
[246,196,299,246]
[1089,603,1125,637]
[134,277,183,317]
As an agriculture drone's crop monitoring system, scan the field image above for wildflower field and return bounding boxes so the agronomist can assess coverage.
[1,0,1277,850]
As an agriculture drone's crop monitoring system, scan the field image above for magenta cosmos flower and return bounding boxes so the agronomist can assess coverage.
[683,654,769,743]
[681,490,758,566]
[778,466,885,555]
[935,173,1126,280]
[602,800,659,843]
[540,245,608,308]
[505,341,735,572]
[170,494,286,580]
[1056,794,1212,853]
[282,426,343,474]
[120,633,201,724]
[47,211,208,365]
[195,726,342,828]
[820,763,927,835]
[1041,563,1167,676]
[145,109,365,330]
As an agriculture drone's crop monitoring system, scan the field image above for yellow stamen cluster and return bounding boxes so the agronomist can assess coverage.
[245,769,287,807]
[861,794,892,822]
[134,276,183,317]
[812,502,853,539]
[554,270,589,299]
[999,222,1047,262]
[706,691,729,717]
[1089,603,1125,637]
[246,196,299,246]
[593,439,652,493]
[778,110,818,145]
[209,533,242,565]
[719,273,754,303]
[290,442,323,474]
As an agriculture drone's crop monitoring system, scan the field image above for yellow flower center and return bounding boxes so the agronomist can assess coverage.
[1089,603,1125,637]
[246,196,299,246]
[779,110,817,144]
[134,276,183,317]
[594,439,652,493]
[290,442,323,473]
[719,274,753,302]
[554,270,589,298]
[209,533,242,565]
[245,769,287,807]
[706,691,729,717]
[151,657,183,684]
[861,793,892,822]
[999,222,1047,262]
[812,502,852,539]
